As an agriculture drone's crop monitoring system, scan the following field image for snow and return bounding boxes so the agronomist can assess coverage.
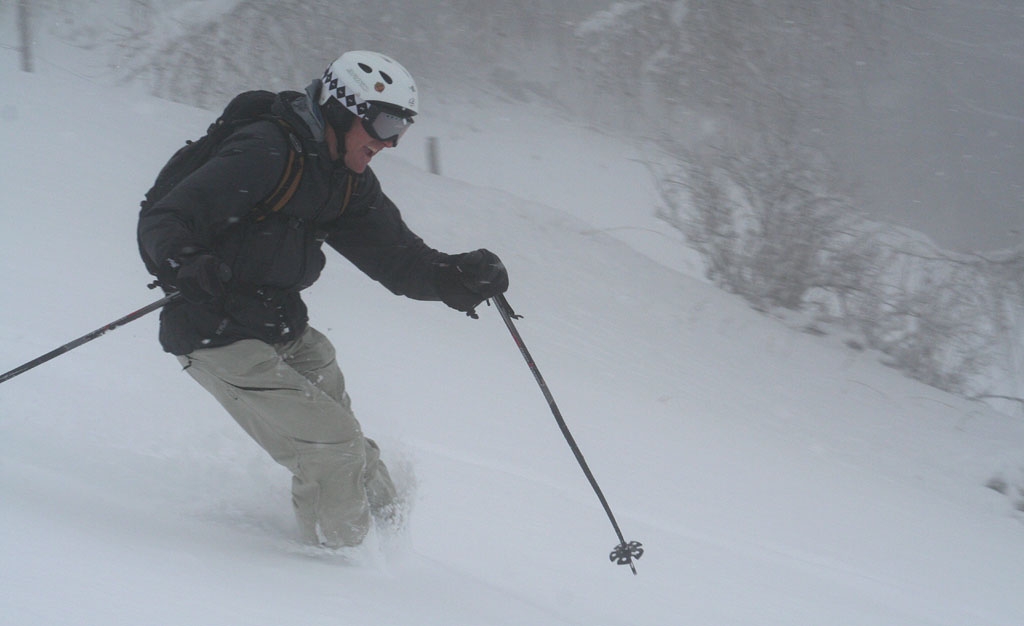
[3,52,1024,626]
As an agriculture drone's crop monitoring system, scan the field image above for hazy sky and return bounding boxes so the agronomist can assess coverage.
[5,1,1019,252]
[833,2,1023,253]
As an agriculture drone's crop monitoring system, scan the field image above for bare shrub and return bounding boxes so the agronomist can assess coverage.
[657,130,854,311]
[659,145,1024,406]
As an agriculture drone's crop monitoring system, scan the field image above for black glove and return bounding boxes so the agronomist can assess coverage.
[174,254,232,303]
[438,249,509,317]
[457,249,509,296]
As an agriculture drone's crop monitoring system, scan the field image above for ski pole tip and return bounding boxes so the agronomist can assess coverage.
[610,540,644,574]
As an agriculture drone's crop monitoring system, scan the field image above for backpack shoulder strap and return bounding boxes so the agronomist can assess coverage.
[253,118,305,221]
[338,175,355,216]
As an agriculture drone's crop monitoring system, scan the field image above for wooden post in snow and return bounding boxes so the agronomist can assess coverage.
[18,0,33,73]
[427,136,441,175]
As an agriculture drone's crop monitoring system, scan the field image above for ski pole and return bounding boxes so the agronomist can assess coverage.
[0,292,180,385]
[491,293,644,574]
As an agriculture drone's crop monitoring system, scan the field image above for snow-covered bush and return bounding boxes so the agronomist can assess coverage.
[657,130,854,311]
[658,145,1024,408]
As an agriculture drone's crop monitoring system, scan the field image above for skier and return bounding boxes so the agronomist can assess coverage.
[137,51,508,548]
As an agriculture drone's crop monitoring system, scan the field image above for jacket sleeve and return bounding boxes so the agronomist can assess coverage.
[138,122,287,276]
[325,168,452,301]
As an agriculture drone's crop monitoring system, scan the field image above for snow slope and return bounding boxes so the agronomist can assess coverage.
[3,56,1024,626]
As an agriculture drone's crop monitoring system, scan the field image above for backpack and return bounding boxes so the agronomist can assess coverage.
[137,90,305,285]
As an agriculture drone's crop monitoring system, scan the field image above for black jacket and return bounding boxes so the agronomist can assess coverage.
[138,85,453,355]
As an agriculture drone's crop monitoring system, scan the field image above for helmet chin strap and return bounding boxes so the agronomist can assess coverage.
[324,123,343,162]
[322,100,355,161]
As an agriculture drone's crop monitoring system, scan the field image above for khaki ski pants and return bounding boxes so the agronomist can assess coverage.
[178,326,396,547]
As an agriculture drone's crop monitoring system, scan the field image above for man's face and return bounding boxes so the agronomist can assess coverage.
[342,119,394,173]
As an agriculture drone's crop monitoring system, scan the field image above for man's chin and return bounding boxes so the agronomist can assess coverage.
[343,156,368,173]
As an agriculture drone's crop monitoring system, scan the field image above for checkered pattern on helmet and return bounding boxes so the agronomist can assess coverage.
[322,68,371,119]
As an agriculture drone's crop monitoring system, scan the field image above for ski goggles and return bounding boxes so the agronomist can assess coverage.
[362,105,415,146]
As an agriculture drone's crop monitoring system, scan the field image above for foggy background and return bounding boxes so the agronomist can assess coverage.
[827,1,1024,252]
[7,0,1019,252]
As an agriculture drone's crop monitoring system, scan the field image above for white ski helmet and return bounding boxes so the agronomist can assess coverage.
[319,51,418,144]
